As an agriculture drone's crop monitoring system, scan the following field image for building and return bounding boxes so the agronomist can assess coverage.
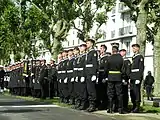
[62,0,153,77]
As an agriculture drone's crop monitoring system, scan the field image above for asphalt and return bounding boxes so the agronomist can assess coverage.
[0,94,116,120]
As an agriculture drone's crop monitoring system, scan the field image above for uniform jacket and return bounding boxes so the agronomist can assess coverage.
[130,54,144,81]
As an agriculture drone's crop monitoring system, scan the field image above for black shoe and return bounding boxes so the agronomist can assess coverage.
[107,109,114,114]
[118,109,127,114]
[87,106,96,112]
[131,108,139,113]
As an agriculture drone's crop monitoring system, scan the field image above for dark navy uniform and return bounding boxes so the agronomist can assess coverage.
[85,47,98,111]
[96,53,109,110]
[121,57,131,110]
[130,53,144,112]
[57,61,64,102]
[39,64,48,99]
[105,53,124,113]
[67,57,75,104]
[61,58,69,103]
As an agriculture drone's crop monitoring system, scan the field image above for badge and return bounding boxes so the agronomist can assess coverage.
[94,53,97,57]
[140,58,143,61]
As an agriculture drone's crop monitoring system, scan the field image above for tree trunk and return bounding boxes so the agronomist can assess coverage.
[52,38,61,61]
[135,0,148,106]
[153,26,160,96]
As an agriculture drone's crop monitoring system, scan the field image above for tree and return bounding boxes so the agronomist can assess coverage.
[71,0,115,41]
[148,0,160,96]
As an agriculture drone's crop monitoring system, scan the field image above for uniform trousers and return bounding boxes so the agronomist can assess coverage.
[40,80,49,99]
[74,78,81,101]
[107,81,123,109]
[130,80,141,103]
[86,76,96,102]
[122,84,129,110]
[80,80,87,102]
[68,78,75,100]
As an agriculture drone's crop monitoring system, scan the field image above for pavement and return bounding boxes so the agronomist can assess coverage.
[0,94,160,120]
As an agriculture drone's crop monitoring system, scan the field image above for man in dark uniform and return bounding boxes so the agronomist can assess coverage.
[144,71,154,101]
[0,65,5,93]
[33,60,41,98]
[85,39,98,112]
[60,50,69,103]
[96,44,110,110]
[130,44,144,113]
[104,43,125,114]
[72,47,80,108]
[119,49,131,111]
[57,53,64,102]
[48,59,57,99]
[66,49,75,105]
[39,59,48,99]
[77,44,88,110]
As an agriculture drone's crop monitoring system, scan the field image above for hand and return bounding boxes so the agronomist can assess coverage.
[91,75,96,81]
[71,78,74,82]
[75,77,78,82]
[37,80,39,83]
[80,77,85,82]
[64,78,68,83]
[59,79,61,83]
[135,80,140,84]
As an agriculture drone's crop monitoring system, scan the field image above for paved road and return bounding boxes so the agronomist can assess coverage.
[0,94,115,120]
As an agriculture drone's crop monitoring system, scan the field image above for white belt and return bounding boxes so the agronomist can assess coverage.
[74,68,78,70]
[67,70,73,73]
[78,68,83,71]
[86,64,93,67]
[61,71,66,73]
[131,69,139,72]
[58,71,61,74]
[99,69,104,72]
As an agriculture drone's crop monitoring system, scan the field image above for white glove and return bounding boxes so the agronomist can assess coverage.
[26,75,28,77]
[71,78,74,82]
[75,77,78,82]
[18,80,20,83]
[33,79,35,83]
[91,75,97,81]
[129,79,131,83]
[59,79,61,83]
[64,78,68,83]
[37,80,39,83]
[135,80,140,84]
[122,79,127,85]
[80,77,85,82]
[96,78,99,84]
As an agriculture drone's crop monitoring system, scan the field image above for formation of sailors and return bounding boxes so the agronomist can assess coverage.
[3,39,144,114]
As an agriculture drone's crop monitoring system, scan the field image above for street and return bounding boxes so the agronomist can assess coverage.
[0,94,115,120]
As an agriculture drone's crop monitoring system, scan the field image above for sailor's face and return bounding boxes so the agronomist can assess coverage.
[86,41,93,49]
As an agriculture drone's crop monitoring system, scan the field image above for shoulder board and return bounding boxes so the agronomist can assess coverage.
[124,58,128,61]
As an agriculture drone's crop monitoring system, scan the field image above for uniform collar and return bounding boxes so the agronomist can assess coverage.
[133,53,140,58]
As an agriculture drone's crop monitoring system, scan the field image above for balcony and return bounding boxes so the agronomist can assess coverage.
[119,26,133,36]
[111,30,115,38]
[118,3,130,13]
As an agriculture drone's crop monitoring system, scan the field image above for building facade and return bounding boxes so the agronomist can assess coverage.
[62,0,154,77]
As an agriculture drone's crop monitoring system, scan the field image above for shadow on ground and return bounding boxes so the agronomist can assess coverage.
[0,101,51,106]
[0,109,42,113]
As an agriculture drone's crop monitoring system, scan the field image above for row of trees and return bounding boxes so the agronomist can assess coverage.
[0,0,160,95]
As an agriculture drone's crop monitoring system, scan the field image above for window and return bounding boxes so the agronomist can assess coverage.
[125,41,130,56]
[73,40,74,45]
[67,41,69,46]
[78,39,80,44]
[122,38,131,57]
[103,31,106,39]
